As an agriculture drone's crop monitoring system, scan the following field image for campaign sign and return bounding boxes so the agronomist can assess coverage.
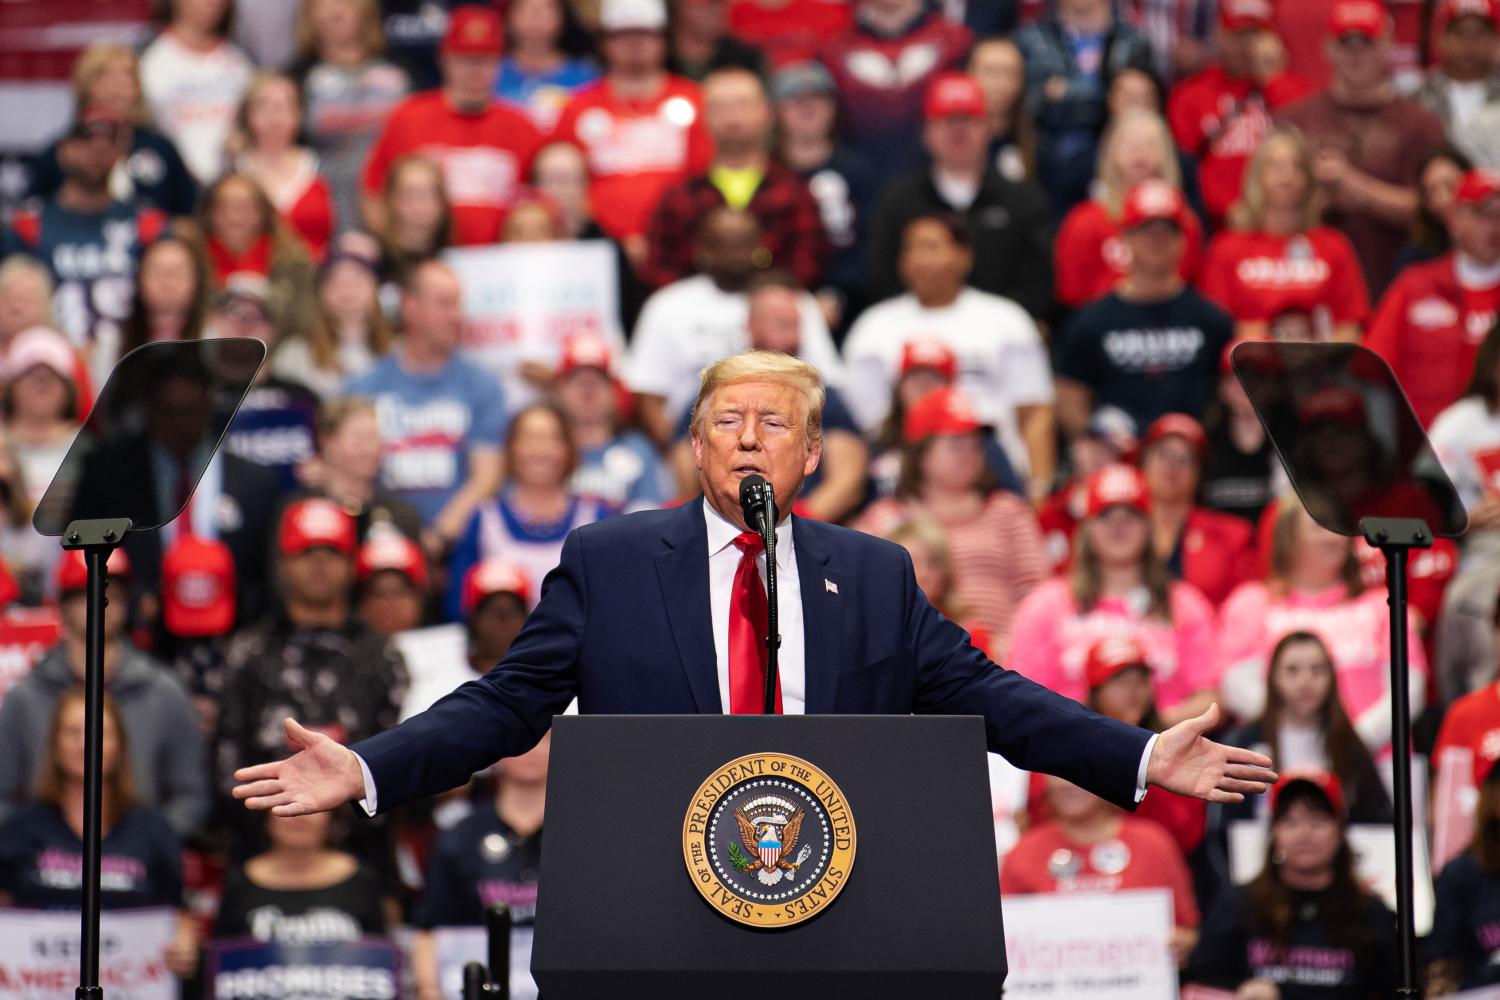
[446,240,625,412]
[209,938,399,1000]
[0,906,176,999]
[1002,889,1178,998]
[0,610,61,705]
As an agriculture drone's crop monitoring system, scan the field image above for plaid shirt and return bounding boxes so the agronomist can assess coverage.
[640,161,828,290]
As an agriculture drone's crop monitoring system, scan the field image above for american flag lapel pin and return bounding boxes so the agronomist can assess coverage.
[824,578,838,595]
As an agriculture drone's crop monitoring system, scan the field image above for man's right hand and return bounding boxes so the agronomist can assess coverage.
[232,718,366,816]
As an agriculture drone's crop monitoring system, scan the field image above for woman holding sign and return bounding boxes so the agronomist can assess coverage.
[0,689,197,975]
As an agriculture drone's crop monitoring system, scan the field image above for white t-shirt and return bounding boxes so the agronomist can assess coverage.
[841,288,1054,474]
[138,30,254,183]
[1430,394,1500,513]
[626,275,844,422]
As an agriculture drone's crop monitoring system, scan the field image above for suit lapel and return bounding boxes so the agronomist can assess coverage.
[794,517,843,715]
[655,498,722,713]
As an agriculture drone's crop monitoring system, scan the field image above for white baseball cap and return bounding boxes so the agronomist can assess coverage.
[600,0,667,32]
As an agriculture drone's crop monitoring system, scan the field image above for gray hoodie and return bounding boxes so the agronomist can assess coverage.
[0,642,209,837]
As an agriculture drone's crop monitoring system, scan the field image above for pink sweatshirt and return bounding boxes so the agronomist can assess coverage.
[1216,583,1426,754]
[1006,577,1220,710]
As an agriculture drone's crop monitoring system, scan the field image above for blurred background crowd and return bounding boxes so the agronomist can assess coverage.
[5,0,1500,995]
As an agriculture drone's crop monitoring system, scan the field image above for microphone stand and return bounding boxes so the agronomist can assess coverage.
[759,494,780,715]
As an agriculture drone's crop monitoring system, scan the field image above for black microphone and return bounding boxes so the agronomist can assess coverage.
[738,474,775,536]
[736,474,780,713]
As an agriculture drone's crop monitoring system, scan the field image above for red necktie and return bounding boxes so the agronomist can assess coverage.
[728,531,782,714]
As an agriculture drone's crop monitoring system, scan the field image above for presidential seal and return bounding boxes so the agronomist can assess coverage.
[682,752,856,929]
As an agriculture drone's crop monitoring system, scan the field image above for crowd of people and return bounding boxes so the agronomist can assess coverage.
[5,0,1500,994]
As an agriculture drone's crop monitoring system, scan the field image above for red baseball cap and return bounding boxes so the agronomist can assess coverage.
[1270,769,1347,820]
[55,548,131,594]
[356,532,429,589]
[903,387,985,443]
[1084,635,1153,689]
[442,6,504,56]
[924,72,987,121]
[1085,464,1151,518]
[558,333,614,377]
[1220,0,1275,30]
[899,339,958,382]
[1436,0,1500,31]
[1143,413,1208,459]
[162,536,236,637]
[1455,168,1500,208]
[1120,179,1189,231]
[278,499,356,556]
[1329,0,1388,38]
[462,558,533,615]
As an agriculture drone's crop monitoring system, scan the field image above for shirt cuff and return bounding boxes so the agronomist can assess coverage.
[354,750,378,816]
[1135,733,1158,804]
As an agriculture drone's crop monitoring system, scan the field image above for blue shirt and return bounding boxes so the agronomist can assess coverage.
[0,803,182,910]
[346,351,508,524]
[494,58,599,130]
[571,430,670,512]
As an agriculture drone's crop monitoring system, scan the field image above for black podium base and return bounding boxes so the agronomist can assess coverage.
[532,715,1007,999]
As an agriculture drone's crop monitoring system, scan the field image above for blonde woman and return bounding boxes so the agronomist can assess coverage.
[1201,127,1369,342]
[1053,110,1204,307]
[29,43,197,215]
[234,72,335,257]
[293,0,409,237]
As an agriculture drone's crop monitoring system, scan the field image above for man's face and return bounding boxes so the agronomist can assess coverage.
[1326,32,1390,92]
[402,266,464,353]
[694,213,760,290]
[61,585,130,649]
[691,380,821,528]
[469,592,529,660]
[60,126,125,189]
[898,220,970,299]
[442,53,501,109]
[207,298,275,347]
[281,547,353,607]
[556,367,616,424]
[359,572,424,637]
[923,115,988,172]
[673,0,727,36]
[0,268,51,341]
[1450,197,1500,264]
[602,30,666,76]
[1122,220,1186,275]
[1440,16,1498,79]
[1218,26,1262,78]
[776,93,836,140]
[703,72,772,151]
[746,287,801,355]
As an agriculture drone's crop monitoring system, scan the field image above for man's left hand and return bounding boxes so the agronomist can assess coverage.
[1147,703,1277,803]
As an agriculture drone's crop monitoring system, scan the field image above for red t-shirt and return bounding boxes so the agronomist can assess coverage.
[1000,814,1200,929]
[551,76,712,241]
[1435,684,1500,786]
[1179,507,1256,608]
[1200,228,1369,327]
[1168,68,1313,224]
[1364,255,1500,427]
[728,0,851,66]
[1053,200,1204,308]
[362,90,543,246]
[279,170,334,260]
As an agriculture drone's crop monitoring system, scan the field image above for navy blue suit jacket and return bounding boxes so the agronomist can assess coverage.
[353,499,1152,812]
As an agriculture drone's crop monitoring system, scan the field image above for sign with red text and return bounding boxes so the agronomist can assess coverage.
[1002,889,1177,998]
[0,609,61,706]
[446,240,625,414]
[0,906,176,999]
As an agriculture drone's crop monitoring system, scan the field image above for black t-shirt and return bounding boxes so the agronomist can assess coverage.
[1200,417,1278,525]
[1428,850,1500,989]
[413,806,541,928]
[1186,883,1399,998]
[213,862,387,943]
[1057,289,1233,432]
[0,803,182,910]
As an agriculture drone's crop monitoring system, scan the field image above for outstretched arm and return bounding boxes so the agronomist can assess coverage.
[232,719,366,816]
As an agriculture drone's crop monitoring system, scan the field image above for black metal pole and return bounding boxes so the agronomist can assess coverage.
[486,904,513,999]
[462,961,487,1000]
[1385,544,1419,999]
[761,512,779,714]
[76,547,109,1000]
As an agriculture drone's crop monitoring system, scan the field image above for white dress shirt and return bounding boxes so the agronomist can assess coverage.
[356,501,1156,813]
[703,501,805,714]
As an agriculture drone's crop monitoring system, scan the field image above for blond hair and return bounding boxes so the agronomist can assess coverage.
[1096,110,1183,218]
[1229,126,1327,233]
[71,44,147,126]
[690,351,825,448]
